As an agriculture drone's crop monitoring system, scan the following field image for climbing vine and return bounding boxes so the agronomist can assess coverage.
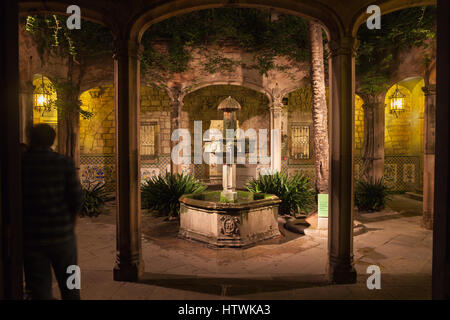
[141,8,311,79]
[23,14,113,119]
[24,14,112,64]
[23,7,436,98]
[356,6,436,96]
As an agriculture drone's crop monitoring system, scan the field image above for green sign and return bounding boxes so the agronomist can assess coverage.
[318,194,328,218]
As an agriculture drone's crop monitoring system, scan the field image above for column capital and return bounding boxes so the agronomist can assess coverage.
[361,101,385,111]
[270,103,283,113]
[113,39,144,60]
[168,86,184,110]
[328,36,359,58]
[422,84,436,96]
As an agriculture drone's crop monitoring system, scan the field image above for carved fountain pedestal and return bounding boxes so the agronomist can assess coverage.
[179,192,281,247]
[178,97,281,247]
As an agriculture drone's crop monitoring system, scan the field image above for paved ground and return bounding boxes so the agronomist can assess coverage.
[55,195,432,299]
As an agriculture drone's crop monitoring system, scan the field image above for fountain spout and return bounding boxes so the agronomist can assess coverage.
[218,96,241,202]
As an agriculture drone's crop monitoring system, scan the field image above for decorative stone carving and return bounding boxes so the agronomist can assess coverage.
[220,216,240,237]
[328,37,359,58]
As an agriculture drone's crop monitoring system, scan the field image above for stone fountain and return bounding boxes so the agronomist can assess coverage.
[178,97,281,247]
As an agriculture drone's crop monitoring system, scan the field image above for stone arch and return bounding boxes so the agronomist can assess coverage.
[181,80,273,106]
[182,84,270,126]
[78,84,116,155]
[384,78,426,192]
[129,0,343,43]
[350,0,436,37]
[27,74,59,148]
[18,1,108,27]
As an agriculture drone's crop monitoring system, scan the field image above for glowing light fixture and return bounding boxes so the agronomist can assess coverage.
[33,75,52,114]
[389,84,405,118]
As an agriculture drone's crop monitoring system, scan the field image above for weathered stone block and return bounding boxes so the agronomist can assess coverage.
[179,192,281,248]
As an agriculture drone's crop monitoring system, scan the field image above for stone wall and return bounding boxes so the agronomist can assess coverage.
[384,79,424,156]
[354,78,425,191]
[182,85,270,181]
[354,94,364,156]
[79,85,116,155]
[140,86,172,156]
[284,87,319,183]
[78,85,173,190]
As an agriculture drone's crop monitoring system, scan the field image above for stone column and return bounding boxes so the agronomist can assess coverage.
[19,81,34,144]
[112,38,144,282]
[169,88,184,174]
[422,84,436,230]
[327,36,358,284]
[270,99,283,173]
[433,0,450,299]
[361,97,385,181]
[0,0,23,299]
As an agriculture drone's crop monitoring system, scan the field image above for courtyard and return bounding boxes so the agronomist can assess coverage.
[70,195,431,299]
[1,0,449,301]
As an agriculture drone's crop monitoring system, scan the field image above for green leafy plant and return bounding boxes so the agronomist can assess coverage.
[81,182,113,217]
[141,173,207,218]
[354,178,391,212]
[356,6,436,96]
[246,172,315,216]
[141,8,311,79]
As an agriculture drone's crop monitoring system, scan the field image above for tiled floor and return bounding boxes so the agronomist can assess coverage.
[63,195,432,299]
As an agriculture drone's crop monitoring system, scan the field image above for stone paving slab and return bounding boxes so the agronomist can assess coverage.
[68,194,432,299]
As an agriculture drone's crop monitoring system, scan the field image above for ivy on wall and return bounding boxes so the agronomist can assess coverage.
[24,15,113,119]
[356,6,436,96]
[23,6,436,99]
[24,15,112,64]
[183,85,269,125]
[141,8,310,78]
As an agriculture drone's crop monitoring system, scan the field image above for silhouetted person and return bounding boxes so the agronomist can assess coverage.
[22,124,82,300]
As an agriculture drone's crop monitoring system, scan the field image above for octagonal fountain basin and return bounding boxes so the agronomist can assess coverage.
[179,191,281,248]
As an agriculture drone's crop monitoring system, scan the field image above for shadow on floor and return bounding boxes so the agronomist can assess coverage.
[141,214,304,247]
[136,272,431,298]
[138,273,329,296]
[355,195,423,224]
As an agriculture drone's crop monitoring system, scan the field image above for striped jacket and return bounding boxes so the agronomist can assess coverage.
[22,147,83,247]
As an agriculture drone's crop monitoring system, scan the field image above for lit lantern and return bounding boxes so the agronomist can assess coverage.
[389,84,405,117]
[33,75,52,114]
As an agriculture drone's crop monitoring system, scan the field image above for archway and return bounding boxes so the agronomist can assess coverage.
[384,78,425,193]
[182,84,271,186]
[31,75,58,148]
[9,0,440,298]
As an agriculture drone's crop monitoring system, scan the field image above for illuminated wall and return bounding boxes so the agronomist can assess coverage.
[79,85,115,155]
[79,85,172,190]
[183,85,270,179]
[285,87,332,182]
[32,75,58,148]
[354,78,425,191]
[384,79,424,156]
[354,94,364,157]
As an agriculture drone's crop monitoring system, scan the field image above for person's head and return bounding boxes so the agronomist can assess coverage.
[29,124,56,148]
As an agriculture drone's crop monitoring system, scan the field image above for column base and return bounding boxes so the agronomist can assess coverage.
[422,212,434,230]
[113,257,144,282]
[328,258,357,284]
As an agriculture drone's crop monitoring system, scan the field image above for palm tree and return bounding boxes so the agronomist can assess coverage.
[308,21,329,194]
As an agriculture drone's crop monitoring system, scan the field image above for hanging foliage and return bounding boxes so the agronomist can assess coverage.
[24,14,113,65]
[141,8,311,78]
[23,14,112,119]
[356,6,436,96]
